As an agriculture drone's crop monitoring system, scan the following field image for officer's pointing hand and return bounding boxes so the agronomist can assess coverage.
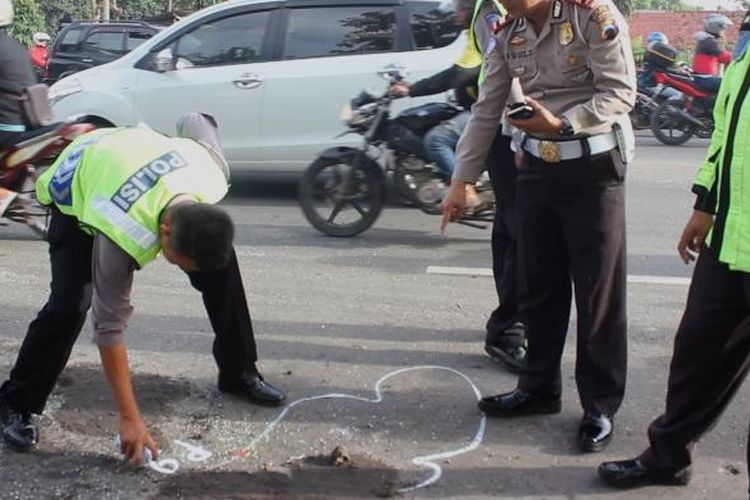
[507,97,564,135]
[441,181,467,234]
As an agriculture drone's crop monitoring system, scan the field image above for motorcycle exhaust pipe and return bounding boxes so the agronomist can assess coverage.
[663,104,705,129]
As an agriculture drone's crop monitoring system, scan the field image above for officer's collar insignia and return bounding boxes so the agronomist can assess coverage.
[514,18,527,32]
[509,35,527,45]
[552,0,563,19]
[559,21,575,45]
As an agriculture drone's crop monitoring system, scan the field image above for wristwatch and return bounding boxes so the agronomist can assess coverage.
[558,116,575,137]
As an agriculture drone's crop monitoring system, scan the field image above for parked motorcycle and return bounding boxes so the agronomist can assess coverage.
[649,70,716,145]
[298,69,494,237]
[0,118,95,236]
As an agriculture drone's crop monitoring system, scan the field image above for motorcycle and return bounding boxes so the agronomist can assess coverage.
[298,69,494,237]
[649,70,716,145]
[0,118,95,236]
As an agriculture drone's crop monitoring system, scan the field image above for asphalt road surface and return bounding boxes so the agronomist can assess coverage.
[0,135,748,499]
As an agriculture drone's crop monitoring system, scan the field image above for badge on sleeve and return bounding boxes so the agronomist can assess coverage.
[590,4,619,40]
[559,21,575,45]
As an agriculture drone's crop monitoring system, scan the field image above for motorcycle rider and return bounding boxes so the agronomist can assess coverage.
[692,14,733,92]
[389,0,486,209]
[0,0,39,216]
[637,32,681,100]
[29,32,51,81]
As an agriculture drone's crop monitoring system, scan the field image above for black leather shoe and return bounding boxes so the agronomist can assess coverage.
[485,322,527,374]
[578,412,613,452]
[598,459,692,488]
[478,389,561,417]
[0,399,38,451]
[218,372,286,407]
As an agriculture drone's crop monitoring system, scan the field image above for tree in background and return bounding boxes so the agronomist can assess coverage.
[9,0,46,46]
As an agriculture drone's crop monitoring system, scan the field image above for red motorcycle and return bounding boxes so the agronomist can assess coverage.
[649,70,716,146]
[0,119,95,236]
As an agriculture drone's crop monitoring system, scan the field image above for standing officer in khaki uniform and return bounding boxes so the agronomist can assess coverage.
[443,0,636,451]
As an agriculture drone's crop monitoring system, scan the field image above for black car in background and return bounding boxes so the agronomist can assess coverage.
[46,21,161,83]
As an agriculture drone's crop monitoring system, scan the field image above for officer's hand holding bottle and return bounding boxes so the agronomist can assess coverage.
[119,416,159,466]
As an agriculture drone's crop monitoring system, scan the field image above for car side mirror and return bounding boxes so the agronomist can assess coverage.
[154,48,176,73]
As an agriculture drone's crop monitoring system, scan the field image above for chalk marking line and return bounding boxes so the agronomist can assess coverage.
[147,365,486,493]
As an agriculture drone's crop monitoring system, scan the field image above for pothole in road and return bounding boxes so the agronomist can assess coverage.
[52,366,191,437]
[156,446,399,499]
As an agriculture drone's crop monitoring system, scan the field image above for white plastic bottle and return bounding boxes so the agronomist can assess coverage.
[113,435,153,466]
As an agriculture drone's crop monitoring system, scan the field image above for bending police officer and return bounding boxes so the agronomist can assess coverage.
[0,115,285,464]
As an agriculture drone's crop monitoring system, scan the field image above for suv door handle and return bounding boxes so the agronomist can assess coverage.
[233,73,262,89]
[82,58,94,63]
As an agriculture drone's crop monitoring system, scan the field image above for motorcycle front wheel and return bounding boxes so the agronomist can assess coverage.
[298,156,386,237]
[650,101,695,146]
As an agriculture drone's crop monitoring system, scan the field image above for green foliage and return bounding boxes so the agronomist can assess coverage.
[631,35,645,63]
[9,0,46,46]
[39,0,91,36]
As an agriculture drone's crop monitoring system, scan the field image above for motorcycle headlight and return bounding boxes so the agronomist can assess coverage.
[340,103,354,124]
[49,77,83,104]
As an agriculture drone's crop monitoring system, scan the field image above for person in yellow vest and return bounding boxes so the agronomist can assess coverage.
[599,40,750,490]
[0,114,285,465]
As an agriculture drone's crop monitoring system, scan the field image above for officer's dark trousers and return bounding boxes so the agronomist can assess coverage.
[485,132,521,336]
[640,248,750,477]
[0,209,259,415]
[515,151,627,416]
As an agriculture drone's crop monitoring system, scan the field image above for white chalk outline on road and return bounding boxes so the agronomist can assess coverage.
[210,365,486,493]
[426,266,691,286]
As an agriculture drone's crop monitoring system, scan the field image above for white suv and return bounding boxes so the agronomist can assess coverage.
[50,0,465,173]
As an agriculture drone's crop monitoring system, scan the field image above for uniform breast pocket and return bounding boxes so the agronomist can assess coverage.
[507,58,539,80]
[556,48,591,84]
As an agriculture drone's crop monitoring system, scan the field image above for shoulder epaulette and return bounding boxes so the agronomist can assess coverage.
[494,15,516,34]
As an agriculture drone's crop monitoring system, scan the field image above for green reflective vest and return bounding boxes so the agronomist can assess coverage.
[37,127,229,268]
[694,49,750,272]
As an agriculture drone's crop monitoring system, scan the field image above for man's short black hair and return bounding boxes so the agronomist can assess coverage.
[169,203,234,270]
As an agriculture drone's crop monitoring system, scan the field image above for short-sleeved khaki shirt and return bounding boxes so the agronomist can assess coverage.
[455,0,636,182]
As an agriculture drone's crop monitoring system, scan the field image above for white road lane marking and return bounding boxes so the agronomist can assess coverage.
[426,266,691,286]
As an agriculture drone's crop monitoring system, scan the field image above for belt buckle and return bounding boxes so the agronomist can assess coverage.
[538,140,561,163]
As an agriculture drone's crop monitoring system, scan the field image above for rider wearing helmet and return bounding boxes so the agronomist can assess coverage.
[693,14,733,91]
[646,31,669,48]
[0,0,39,215]
[29,32,51,80]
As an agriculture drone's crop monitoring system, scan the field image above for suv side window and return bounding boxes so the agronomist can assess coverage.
[172,10,271,67]
[57,27,85,54]
[83,30,127,56]
[126,29,154,51]
[283,7,397,60]
[406,1,461,50]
